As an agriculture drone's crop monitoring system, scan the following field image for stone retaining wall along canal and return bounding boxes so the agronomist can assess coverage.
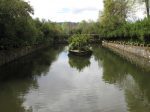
[102,41,150,72]
[0,45,48,66]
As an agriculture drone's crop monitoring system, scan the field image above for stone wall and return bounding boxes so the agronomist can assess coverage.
[102,41,150,59]
[0,45,48,66]
[102,41,150,72]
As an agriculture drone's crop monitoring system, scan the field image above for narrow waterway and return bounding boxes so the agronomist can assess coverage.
[0,45,150,112]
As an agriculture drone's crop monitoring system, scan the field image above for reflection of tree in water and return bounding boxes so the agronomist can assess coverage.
[0,45,64,112]
[68,54,91,72]
[125,76,150,112]
[93,45,150,112]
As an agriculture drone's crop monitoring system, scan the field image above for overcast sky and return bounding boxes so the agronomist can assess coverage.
[25,0,103,22]
[25,0,145,22]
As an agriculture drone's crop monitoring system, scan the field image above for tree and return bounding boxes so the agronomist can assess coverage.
[99,0,134,37]
[143,0,150,18]
[0,0,64,49]
[0,0,34,48]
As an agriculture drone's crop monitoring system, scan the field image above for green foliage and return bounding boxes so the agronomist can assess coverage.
[68,34,91,50]
[0,0,149,49]
[0,0,64,49]
[0,0,35,48]
[69,21,101,38]
[97,0,150,43]
[99,0,129,32]
[98,0,134,38]
[102,18,150,42]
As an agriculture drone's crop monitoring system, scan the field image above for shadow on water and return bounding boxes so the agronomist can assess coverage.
[0,45,65,112]
[93,44,150,112]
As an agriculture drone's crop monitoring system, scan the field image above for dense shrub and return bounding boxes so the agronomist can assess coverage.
[68,34,91,50]
[0,0,64,49]
[101,18,150,43]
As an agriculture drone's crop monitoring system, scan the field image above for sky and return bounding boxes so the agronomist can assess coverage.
[25,0,104,22]
[25,0,145,22]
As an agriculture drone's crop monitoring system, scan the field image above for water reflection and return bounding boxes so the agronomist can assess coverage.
[0,46,64,112]
[93,45,150,112]
[0,45,150,112]
[68,54,91,72]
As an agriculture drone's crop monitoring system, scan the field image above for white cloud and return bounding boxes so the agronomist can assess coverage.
[25,0,104,22]
[25,0,145,22]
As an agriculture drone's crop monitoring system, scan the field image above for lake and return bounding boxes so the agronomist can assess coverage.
[0,45,150,112]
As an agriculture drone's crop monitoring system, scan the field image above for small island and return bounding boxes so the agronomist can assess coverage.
[68,34,92,56]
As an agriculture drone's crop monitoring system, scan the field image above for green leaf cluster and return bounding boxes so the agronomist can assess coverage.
[68,34,91,50]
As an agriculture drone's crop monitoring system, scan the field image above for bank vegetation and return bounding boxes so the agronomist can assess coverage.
[0,0,150,50]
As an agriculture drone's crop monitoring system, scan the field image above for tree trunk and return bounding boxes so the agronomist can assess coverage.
[145,0,150,18]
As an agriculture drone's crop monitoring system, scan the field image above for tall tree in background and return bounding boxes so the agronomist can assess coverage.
[100,0,126,32]
[99,0,134,37]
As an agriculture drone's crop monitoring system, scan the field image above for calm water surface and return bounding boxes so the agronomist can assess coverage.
[0,45,150,112]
